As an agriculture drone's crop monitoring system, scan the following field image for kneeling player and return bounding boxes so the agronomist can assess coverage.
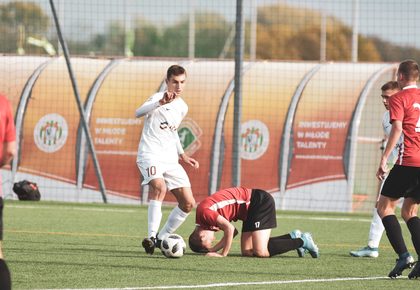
[188,187,319,258]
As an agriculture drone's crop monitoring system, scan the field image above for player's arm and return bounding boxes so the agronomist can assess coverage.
[208,234,225,253]
[135,92,176,118]
[1,104,16,167]
[209,227,238,253]
[376,120,402,180]
[206,215,235,257]
[0,141,16,168]
[179,153,199,169]
[135,95,160,118]
[176,133,199,169]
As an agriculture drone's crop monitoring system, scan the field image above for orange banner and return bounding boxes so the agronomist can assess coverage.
[19,58,110,183]
[286,63,384,189]
[220,62,318,191]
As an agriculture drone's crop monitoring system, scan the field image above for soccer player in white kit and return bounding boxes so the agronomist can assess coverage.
[135,65,199,255]
[350,81,401,258]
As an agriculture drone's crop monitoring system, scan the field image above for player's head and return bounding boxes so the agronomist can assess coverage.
[166,65,187,95]
[188,226,215,253]
[397,59,419,86]
[380,81,400,110]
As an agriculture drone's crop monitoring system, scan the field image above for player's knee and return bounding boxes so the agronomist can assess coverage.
[252,248,270,258]
[148,183,166,199]
[180,199,195,213]
[377,202,392,218]
[252,247,270,258]
[376,207,384,218]
[241,249,253,257]
[401,207,416,222]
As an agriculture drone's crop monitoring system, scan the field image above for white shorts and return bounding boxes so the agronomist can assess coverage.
[137,159,191,190]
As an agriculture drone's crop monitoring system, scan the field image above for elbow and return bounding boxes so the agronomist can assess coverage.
[135,107,145,118]
[5,142,17,161]
[9,143,17,159]
[1,151,16,167]
[9,149,17,160]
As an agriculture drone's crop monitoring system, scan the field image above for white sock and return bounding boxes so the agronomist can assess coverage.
[367,208,384,249]
[148,200,162,238]
[158,206,189,240]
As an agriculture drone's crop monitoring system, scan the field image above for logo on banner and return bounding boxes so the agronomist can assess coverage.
[178,118,202,156]
[34,113,69,153]
[240,120,270,160]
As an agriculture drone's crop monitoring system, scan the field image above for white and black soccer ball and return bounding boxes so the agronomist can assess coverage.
[160,234,186,258]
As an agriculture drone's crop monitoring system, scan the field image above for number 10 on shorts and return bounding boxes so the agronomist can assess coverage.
[146,166,156,177]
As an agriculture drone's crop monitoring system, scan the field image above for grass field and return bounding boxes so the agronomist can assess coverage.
[3,200,420,289]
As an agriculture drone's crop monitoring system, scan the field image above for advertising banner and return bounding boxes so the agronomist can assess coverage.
[19,58,110,184]
[286,64,384,190]
[219,62,317,192]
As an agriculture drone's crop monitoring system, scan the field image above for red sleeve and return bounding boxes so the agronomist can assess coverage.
[389,93,404,123]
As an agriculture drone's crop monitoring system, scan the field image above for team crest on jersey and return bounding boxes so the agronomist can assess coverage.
[240,120,270,160]
[178,118,202,155]
[34,113,68,153]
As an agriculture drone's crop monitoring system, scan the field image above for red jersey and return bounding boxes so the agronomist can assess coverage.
[0,94,16,196]
[389,87,420,166]
[195,187,252,231]
[0,94,16,157]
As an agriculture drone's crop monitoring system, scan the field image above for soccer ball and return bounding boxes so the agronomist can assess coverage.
[160,234,186,258]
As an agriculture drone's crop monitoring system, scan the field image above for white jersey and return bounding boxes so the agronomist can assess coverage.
[382,110,403,163]
[136,92,187,163]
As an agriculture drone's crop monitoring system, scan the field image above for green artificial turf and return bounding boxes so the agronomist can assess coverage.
[3,200,419,289]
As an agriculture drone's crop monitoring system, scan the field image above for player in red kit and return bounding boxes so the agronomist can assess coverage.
[188,187,319,258]
[376,60,420,279]
[0,94,16,290]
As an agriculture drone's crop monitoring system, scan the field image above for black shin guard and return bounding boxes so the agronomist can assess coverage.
[268,236,303,257]
[407,216,420,256]
[382,215,408,255]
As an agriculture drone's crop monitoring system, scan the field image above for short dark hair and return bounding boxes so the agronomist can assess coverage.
[167,65,186,80]
[188,230,209,253]
[398,59,419,81]
[381,81,399,91]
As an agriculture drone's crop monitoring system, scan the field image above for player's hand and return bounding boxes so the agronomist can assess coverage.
[159,91,177,105]
[376,157,388,181]
[180,154,199,169]
[206,252,224,257]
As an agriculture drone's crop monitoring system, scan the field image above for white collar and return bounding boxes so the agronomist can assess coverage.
[403,85,418,90]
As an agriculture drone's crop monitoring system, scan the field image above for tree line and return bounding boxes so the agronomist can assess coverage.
[1,1,419,62]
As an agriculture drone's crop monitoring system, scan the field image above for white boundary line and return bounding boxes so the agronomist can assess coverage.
[39,276,389,290]
[276,215,373,223]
